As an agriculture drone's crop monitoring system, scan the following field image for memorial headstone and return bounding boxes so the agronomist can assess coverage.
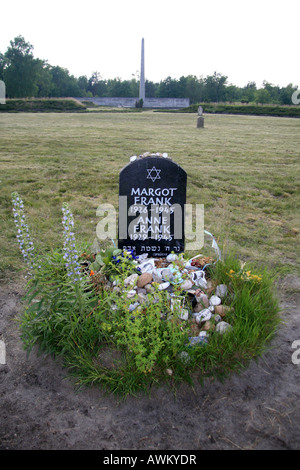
[118,154,187,258]
[197,105,204,128]
[0,80,6,105]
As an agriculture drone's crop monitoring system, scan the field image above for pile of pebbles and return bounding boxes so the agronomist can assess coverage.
[110,252,233,347]
[129,152,170,162]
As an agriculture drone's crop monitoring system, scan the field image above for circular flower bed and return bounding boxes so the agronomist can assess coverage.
[20,245,280,398]
[13,195,280,398]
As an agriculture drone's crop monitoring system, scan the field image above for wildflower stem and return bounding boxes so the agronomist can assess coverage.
[62,202,82,283]
[11,192,36,271]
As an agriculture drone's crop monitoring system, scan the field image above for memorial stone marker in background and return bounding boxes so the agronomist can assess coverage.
[0,80,6,105]
[197,105,204,128]
[118,155,187,257]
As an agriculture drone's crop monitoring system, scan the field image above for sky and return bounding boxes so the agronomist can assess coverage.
[1,0,299,88]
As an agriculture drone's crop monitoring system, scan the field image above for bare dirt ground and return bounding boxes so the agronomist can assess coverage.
[0,275,300,451]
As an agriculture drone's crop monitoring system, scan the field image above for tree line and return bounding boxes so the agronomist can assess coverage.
[0,36,298,105]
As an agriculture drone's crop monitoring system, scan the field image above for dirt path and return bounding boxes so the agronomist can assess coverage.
[0,276,300,450]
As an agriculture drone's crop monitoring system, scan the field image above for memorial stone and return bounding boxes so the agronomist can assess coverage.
[197,105,204,128]
[0,80,5,105]
[118,155,187,258]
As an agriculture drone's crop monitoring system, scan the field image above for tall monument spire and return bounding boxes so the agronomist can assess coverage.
[139,38,145,101]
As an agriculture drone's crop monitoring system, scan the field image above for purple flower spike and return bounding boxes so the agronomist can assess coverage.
[12,192,37,272]
[62,202,82,284]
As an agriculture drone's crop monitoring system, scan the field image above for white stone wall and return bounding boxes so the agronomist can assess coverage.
[76,97,190,109]
[144,98,190,108]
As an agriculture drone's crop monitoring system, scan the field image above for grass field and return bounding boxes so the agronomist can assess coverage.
[0,111,299,282]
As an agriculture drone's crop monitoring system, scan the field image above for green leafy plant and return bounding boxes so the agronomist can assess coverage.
[109,288,189,375]
[89,246,121,272]
[13,194,281,399]
[90,248,141,280]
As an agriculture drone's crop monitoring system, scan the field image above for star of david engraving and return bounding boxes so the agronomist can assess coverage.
[147,166,161,183]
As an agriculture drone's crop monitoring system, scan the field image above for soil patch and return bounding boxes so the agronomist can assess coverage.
[0,276,300,450]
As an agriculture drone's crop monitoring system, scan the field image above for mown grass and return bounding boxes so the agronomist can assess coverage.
[2,111,296,397]
[0,111,299,281]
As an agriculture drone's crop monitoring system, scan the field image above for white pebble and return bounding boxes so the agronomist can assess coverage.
[128,302,139,312]
[216,284,228,298]
[180,280,193,290]
[166,253,178,262]
[179,309,189,321]
[195,308,212,323]
[158,282,170,291]
[209,295,221,306]
[124,273,138,286]
[198,331,208,338]
[215,321,233,334]
[126,290,136,299]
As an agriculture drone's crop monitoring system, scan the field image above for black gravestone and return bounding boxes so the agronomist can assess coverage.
[118,156,187,257]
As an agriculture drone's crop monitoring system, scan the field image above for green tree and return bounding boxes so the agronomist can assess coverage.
[35,61,53,97]
[255,87,270,104]
[106,78,132,97]
[3,36,41,97]
[77,75,89,96]
[241,82,257,103]
[180,75,202,103]
[130,77,139,97]
[225,84,242,102]
[50,66,81,97]
[158,76,181,98]
[262,81,280,103]
[87,71,107,96]
[279,83,298,105]
[145,80,158,98]
[203,72,228,102]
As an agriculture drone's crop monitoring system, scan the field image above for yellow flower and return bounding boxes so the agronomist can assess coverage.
[101,322,112,332]
[251,274,262,282]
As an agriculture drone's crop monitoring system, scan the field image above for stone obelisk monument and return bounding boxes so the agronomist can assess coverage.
[139,38,145,101]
